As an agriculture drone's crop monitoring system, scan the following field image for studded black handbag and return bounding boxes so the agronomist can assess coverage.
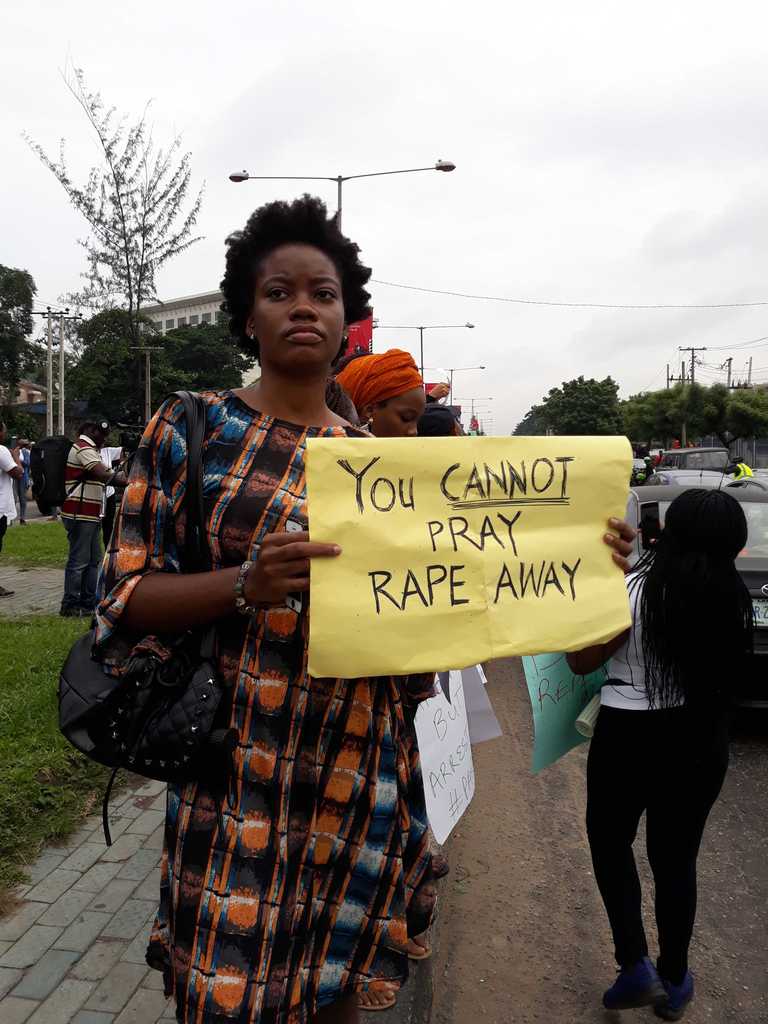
[58,391,236,843]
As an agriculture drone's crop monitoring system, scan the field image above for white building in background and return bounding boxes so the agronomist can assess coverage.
[142,290,224,331]
[143,289,260,385]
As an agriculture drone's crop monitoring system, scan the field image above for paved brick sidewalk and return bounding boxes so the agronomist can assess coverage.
[0,567,64,618]
[0,778,173,1024]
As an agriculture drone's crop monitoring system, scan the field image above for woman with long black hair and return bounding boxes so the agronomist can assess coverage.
[568,488,753,1021]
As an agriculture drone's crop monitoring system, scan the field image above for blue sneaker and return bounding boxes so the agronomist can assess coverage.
[655,972,694,1021]
[603,957,666,1010]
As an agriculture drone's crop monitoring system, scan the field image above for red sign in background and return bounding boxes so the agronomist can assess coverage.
[344,314,373,358]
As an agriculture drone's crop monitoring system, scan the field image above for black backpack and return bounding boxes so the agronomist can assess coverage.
[30,435,73,514]
[58,392,236,844]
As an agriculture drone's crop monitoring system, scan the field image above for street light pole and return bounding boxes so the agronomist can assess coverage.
[374,323,476,378]
[229,160,456,232]
[131,347,163,423]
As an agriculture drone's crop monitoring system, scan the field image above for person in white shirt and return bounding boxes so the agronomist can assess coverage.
[0,421,24,597]
[568,489,753,1021]
[99,445,123,548]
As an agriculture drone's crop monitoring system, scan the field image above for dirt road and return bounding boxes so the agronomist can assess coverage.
[431,658,768,1024]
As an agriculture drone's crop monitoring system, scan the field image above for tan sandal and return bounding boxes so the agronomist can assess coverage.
[358,983,398,1012]
[406,934,431,961]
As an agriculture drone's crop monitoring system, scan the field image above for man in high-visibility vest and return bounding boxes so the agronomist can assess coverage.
[732,462,754,480]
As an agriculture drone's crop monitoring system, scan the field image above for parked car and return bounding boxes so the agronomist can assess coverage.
[626,484,768,708]
[646,446,768,490]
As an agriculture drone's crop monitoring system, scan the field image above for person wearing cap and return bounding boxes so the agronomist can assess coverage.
[417,403,462,437]
[60,419,128,617]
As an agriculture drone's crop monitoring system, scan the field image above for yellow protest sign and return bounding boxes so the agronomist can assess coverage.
[306,436,632,678]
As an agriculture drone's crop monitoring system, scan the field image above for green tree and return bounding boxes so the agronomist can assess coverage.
[621,381,768,450]
[512,403,547,435]
[621,392,659,443]
[24,67,203,344]
[725,388,768,444]
[2,409,40,441]
[0,265,36,402]
[538,376,624,435]
[161,324,254,392]
[67,311,254,422]
[67,309,148,421]
[698,383,731,445]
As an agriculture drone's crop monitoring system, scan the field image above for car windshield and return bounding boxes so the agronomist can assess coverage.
[657,500,768,557]
[683,452,728,470]
[660,452,727,470]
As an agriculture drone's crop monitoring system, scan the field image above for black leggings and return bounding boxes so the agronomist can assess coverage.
[586,705,728,984]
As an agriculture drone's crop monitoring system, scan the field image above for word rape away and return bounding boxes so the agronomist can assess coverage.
[306,435,632,678]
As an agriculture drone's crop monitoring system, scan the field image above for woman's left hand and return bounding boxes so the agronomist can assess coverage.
[604,517,636,573]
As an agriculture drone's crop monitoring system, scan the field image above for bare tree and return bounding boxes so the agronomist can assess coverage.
[24,66,204,343]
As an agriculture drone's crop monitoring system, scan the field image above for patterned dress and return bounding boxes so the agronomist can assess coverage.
[94,391,435,1023]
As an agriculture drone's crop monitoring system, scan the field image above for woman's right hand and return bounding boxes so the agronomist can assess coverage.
[244,530,341,606]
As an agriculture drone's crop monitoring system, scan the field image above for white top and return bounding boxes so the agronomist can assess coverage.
[100,447,123,500]
[0,445,18,522]
[602,576,651,710]
[601,575,685,711]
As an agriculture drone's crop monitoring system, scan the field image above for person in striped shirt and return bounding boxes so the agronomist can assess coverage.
[60,419,127,617]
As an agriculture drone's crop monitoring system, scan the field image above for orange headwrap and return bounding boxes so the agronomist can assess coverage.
[335,349,423,411]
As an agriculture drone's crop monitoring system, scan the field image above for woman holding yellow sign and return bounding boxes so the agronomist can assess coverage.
[95,197,437,1024]
[95,194,637,1024]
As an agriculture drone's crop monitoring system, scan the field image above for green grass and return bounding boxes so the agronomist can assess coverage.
[3,521,69,568]
[0,615,114,906]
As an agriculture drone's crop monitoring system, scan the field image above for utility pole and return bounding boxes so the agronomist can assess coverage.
[722,356,733,389]
[748,356,753,387]
[33,307,81,434]
[131,347,163,423]
[666,364,670,389]
[58,309,68,434]
[46,309,53,434]
[679,346,707,385]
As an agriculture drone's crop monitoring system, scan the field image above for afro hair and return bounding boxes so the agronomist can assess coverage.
[220,194,372,361]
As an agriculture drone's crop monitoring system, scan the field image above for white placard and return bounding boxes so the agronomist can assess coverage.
[462,665,503,744]
[414,670,475,845]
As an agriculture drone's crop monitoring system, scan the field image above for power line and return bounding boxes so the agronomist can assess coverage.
[707,334,768,352]
[372,279,768,310]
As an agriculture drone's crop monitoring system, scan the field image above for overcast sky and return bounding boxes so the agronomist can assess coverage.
[5,0,768,433]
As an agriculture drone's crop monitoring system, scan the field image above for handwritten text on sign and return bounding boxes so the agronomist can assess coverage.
[306,436,631,678]
[414,671,475,845]
[522,654,608,772]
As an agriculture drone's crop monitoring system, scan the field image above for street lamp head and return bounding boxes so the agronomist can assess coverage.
[229,170,250,183]
[435,159,456,172]
[466,322,475,329]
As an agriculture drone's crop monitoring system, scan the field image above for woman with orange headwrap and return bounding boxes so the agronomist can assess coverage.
[336,350,442,1013]
[335,349,426,437]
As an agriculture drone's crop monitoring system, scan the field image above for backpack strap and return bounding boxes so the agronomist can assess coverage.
[173,390,212,575]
